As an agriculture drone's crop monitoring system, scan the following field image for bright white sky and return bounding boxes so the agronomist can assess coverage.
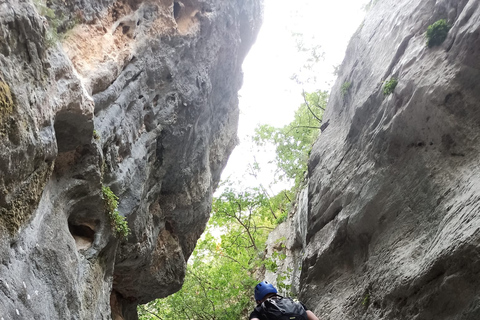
[218,0,368,194]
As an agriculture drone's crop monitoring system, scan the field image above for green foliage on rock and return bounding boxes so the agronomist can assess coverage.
[33,0,60,46]
[341,82,351,94]
[34,0,56,19]
[426,19,450,48]
[383,78,398,95]
[102,186,130,238]
[341,81,351,97]
[362,293,370,308]
[33,0,80,46]
[275,210,288,224]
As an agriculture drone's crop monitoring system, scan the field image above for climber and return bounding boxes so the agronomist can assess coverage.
[249,281,320,320]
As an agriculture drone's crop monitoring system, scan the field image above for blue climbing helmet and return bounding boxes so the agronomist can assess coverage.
[254,281,278,301]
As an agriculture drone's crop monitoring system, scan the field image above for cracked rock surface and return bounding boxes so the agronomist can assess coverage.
[303,0,480,318]
[0,0,261,318]
[266,0,480,319]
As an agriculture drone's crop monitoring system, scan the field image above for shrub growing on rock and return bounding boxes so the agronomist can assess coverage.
[426,19,450,48]
[383,78,398,95]
[341,81,351,97]
[102,186,130,238]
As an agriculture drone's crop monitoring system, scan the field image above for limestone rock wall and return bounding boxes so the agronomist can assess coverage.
[267,0,480,319]
[263,187,308,297]
[0,0,261,319]
[300,0,480,319]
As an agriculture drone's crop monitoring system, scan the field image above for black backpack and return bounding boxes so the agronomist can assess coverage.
[255,295,308,320]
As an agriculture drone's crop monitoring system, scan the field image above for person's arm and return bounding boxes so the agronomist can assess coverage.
[306,310,320,320]
[249,309,261,320]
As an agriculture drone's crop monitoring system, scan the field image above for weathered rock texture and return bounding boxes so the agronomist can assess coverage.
[268,0,480,319]
[0,0,261,318]
[263,188,307,297]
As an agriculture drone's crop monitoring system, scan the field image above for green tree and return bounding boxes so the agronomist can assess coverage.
[138,187,277,320]
[245,158,294,225]
[253,90,327,187]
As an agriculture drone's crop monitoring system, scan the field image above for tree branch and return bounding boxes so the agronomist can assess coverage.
[224,205,259,251]
[189,270,217,318]
[285,125,321,136]
[258,185,278,220]
[303,89,325,113]
[138,306,164,320]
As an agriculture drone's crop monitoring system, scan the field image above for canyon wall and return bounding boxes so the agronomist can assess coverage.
[268,0,480,319]
[0,0,261,318]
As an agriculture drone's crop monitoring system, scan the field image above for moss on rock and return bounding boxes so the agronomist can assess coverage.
[0,162,54,235]
[0,81,15,140]
[0,81,14,122]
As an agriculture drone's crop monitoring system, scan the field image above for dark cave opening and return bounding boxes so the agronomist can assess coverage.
[174,2,181,19]
[68,221,95,250]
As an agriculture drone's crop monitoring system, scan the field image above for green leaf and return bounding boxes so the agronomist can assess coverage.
[253,90,326,188]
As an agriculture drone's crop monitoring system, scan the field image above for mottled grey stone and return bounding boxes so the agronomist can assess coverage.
[0,0,261,319]
[268,0,480,319]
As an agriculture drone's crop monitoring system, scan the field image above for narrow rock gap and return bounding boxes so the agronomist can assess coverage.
[173,2,181,20]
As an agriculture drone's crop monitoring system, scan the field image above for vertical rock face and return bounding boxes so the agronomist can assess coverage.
[0,0,261,319]
[263,188,308,297]
[293,0,480,319]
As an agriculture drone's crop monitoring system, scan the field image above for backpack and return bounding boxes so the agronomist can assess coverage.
[255,295,308,320]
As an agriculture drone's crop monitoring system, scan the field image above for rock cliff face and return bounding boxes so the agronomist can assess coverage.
[267,0,480,319]
[0,0,261,318]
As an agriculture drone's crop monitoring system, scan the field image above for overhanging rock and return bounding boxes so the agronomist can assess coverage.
[0,0,262,319]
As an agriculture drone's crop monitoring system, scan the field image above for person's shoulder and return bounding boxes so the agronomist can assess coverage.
[286,297,309,311]
[249,308,262,320]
